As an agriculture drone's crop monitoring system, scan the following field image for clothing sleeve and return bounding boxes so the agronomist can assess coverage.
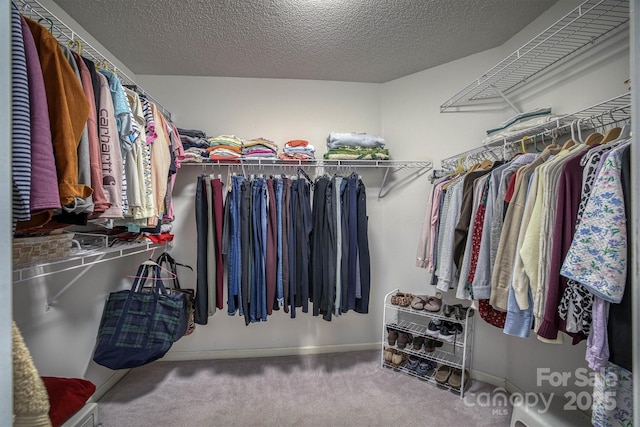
[415,184,436,268]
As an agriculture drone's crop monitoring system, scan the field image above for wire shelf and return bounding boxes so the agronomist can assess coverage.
[18,0,173,120]
[440,0,629,112]
[440,91,631,169]
[12,241,162,284]
[184,158,432,173]
[185,158,433,198]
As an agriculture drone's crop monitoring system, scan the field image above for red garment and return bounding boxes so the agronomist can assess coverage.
[504,173,518,203]
[466,178,490,293]
[478,299,506,329]
[265,179,277,315]
[145,233,174,244]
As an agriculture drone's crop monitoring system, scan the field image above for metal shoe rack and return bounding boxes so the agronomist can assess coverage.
[381,288,475,398]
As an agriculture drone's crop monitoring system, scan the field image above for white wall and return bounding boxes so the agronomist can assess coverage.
[136,76,392,358]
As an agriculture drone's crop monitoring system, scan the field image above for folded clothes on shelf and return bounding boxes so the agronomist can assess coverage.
[327,132,386,149]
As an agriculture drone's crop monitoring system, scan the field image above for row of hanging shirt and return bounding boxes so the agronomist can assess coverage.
[11,2,183,234]
[417,124,633,425]
[417,125,631,356]
[194,171,371,325]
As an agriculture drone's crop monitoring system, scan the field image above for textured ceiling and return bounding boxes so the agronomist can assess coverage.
[52,0,557,83]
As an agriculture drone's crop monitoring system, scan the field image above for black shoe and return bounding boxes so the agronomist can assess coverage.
[426,319,441,337]
[438,321,463,343]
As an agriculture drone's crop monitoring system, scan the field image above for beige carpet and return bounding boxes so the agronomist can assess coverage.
[98,350,512,427]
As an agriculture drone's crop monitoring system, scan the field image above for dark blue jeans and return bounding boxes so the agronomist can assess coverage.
[195,176,209,325]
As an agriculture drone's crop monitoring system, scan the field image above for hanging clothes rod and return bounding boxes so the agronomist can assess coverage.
[440,91,631,169]
[185,159,433,198]
[18,0,173,121]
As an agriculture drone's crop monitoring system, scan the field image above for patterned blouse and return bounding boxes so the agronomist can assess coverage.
[560,146,628,303]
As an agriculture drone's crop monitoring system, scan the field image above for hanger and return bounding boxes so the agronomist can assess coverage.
[562,120,577,150]
[297,167,312,184]
[126,259,178,281]
[599,126,622,145]
[478,158,493,170]
[583,131,604,147]
[37,16,54,32]
[67,38,83,55]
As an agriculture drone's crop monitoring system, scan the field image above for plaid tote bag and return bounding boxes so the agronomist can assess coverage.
[93,261,188,370]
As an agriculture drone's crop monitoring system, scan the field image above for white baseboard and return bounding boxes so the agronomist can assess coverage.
[471,369,507,389]
[160,342,380,361]
[90,369,130,402]
[505,378,524,395]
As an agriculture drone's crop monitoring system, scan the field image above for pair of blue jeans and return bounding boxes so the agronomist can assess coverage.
[275,178,284,306]
[250,178,267,322]
[227,175,244,315]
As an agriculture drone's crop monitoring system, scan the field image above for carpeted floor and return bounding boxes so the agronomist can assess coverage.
[98,350,512,427]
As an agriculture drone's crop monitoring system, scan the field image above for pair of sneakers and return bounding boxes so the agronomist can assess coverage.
[405,355,436,376]
[426,319,463,343]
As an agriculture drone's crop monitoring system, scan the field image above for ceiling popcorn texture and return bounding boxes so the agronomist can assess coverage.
[53,0,557,83]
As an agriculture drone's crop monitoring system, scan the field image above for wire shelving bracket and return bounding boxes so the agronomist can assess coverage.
[440,0,629,113]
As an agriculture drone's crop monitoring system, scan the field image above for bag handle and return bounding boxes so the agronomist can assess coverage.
[130,261,169,295]
[108,262,164,346]
[155,252,193,290]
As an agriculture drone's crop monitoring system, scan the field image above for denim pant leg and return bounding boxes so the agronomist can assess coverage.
[240,180,251,325]
[275,178,284,306]
[194,176,209,325]
[251,179,261,323]
[235,176,246,315]
[224,188,237,315]
[355,179,370,314]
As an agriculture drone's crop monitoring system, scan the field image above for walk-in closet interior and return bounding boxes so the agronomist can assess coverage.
[3,0,639,426]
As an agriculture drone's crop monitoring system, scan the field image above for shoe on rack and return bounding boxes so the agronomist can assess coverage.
[410,295,428,310]
[405,355,420,372]
[448,368,471,390]
[424,292,443,312]
[412,336,425,351]
[434,364,453,384]
[391,351,408,368]
[438,322,463,343]
[442,304,455,317]
[396,332,413,349]
[387,328,399,346]
[425,320,441,337]
[453,305,474,320]
[416,359,437,377]
[423,338,443,352]
[384,347,395,364]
